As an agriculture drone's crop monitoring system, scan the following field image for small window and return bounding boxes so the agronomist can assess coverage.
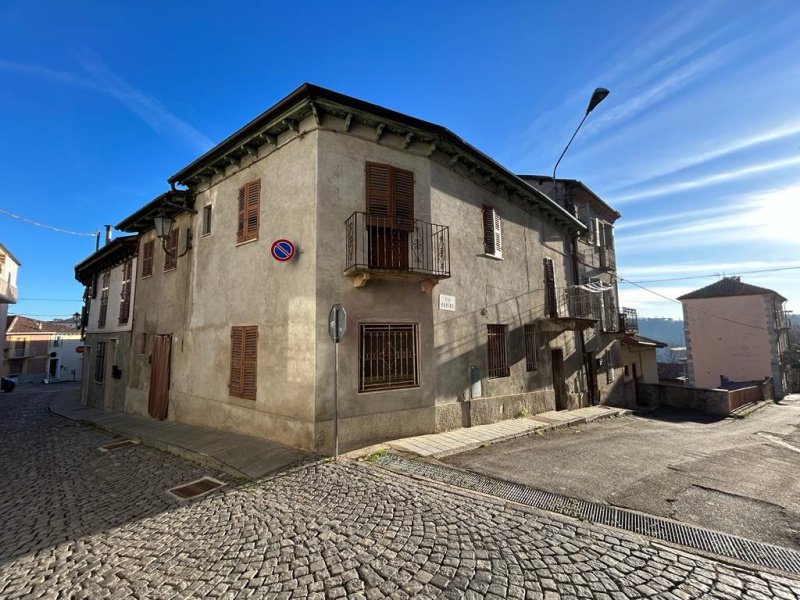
[140,333,147,354]
[53,336,62,348]
[624,364,630,377]
[119,260,133,324]
[482,206,502,258]
[359,323,419,392]
[237,180,261,244]
[487,324,509,378]
[164,230,178,271]
[97,271,110,329]
[229,326,258,400]
[141,240,154,278]
[202,205,212,236]
[524,325,537,372]
[605,355,614,384]
[94,341,106,383]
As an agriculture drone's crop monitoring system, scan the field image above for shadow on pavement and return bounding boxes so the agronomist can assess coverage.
[632,405,727,424]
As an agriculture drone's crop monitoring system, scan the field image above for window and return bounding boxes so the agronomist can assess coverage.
[237,180,261,244]
[141,239,154,278]
[91,273,99,299]
[229,326,258,400]
[140,333,147,354]
[487,324,509,378]
[202,205,212,236]
[482,206,502,258]
[359,323,419,392]
[164,229,178,271]
[94,341,106,383]
[97,271,110,329]
[365,163,414,226]
[544,257,558,318]
[119,260,132,324]
[624,364,630,377]
[524,324,538,372]
[605,354,614,384]
[53,336,62,347]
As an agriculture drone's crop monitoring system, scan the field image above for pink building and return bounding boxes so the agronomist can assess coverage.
[678,277,790,397]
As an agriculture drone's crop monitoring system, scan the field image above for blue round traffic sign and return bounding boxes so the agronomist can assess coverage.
[271,239,296,262]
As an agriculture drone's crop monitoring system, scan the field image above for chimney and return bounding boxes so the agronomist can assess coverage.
[104,225,113,246]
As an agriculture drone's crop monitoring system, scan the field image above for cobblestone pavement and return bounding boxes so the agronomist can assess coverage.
[2,388,800,599]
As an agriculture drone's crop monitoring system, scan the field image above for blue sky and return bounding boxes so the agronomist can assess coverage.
[1,0,798,321]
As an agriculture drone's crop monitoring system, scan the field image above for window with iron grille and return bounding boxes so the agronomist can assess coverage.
[237,180,260,244]
[359,323,419,392]
[94,341,106,383]
[229,326,258,400]
[487,324,510,378]
[97,271,110,329]
[202,205,212,236]
[53,336,61,347]
[141,239,154,278]
[119,260,133,324]
[482,206,502,258]
[605,354,614,384]
[524,324,538,371]
[164,229,178,271]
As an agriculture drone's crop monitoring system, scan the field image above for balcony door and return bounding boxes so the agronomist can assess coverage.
[148,334,171,420]
[366,162,414,271]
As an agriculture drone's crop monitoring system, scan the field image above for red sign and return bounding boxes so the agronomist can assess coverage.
[271,239,296,262]
[75,346,85,354]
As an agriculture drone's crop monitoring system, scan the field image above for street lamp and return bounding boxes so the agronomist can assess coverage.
[552,87,609,184]
[153,211,192,258]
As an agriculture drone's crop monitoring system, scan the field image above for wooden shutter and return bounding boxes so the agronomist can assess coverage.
[392,167,414,231]
[98,272,110,328]
[366,163,391,221]
[230,326,257,400]
[482,207,502,257]
[119,260,132,324]
[164,229,178,271]
[237,180,260,243]
[544,257,558,318]
[142,240,154,277]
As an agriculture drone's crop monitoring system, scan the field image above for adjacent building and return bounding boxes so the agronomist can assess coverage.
[0,243,21,372]
[74,236,138,410]
[84,83,634,452]
[4,316,82,383]
[679,277,791,397]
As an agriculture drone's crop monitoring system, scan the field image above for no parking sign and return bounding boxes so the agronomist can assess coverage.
[270,239,296,262]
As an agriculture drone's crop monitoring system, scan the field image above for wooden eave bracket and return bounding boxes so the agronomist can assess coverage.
[403,132,414,149]
[283,119,299,134]
[344,113,353,132]
[309,102,321,126]
[375,123,386,142]
[427,141,438,158]
[449,153,461,167]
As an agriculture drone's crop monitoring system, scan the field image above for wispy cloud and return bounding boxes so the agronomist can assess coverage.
[0,55,212,151]
[614,156,800,203]
[615,199,754,231]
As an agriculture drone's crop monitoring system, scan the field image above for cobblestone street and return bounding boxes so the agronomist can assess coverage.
[2,387,800,599]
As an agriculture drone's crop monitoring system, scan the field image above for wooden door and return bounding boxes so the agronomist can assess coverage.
[551,349,567,410]
[585,351,598,405]
[148,334,172,420]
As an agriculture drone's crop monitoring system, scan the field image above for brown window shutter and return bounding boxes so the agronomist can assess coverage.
[142,240,154,277]
[392,167,414,230]
[119,260,132,324]
[229,327,243,396]
[483,207,495,254]
[98,271,110,329]
[366,163,391,221]
[237,186,246,243]
[544,257,558,318]
[164,229,178,271]
[242,326,258,400]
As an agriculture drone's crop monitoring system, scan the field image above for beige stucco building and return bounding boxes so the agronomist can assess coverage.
[4,316,82,383]
[679,277,790,397]
[1,242,21,374]
[107,84,634,452]
[75,236,138,410]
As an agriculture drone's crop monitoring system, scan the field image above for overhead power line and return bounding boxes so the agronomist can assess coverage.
[18,298,82,302]
[0,207,99,237]
[622,265,800,284]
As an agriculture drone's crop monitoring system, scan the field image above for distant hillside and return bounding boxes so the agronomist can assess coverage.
[636,317,685,347]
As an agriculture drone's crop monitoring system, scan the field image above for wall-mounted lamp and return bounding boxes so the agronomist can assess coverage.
[72,312,81,329]
[153,211,193,258]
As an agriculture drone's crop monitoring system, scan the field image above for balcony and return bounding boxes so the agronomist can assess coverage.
[0,278,18,304]
[621,307,638,334]
[344,212,450,290]
[4,347,29,359]
[579,246,616,273]
[540,287,599,333]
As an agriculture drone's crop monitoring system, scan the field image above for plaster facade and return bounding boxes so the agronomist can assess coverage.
[116,85,623,452]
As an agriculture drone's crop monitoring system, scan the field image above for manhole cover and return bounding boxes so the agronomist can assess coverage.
[98,439,140,452]
[167,477,225,500]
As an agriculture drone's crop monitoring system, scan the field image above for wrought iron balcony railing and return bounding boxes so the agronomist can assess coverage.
[344,212,450,283]
[621,307,638,333]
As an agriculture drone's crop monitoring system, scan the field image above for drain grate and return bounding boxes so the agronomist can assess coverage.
[375,454,800,576]
[167,477,225,500]
[98,439,140,452]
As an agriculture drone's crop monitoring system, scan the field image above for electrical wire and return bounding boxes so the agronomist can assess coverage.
[0,208,99,237]
[623,265,800,284]
[18,298,82,302]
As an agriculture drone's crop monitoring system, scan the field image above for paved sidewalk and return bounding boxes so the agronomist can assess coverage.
[49,385,309,479]
[389,405,630,458]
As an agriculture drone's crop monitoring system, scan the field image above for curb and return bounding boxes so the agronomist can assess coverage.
[47,398,251,481]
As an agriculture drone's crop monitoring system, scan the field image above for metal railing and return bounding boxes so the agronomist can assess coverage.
[344,212,450,278]
[621,307,638,333]
[0,278,18,303]
[4,347,28,358]
[548,287,598,320]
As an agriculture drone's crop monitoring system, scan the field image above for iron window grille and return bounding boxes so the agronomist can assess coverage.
[359,323,419,392]
[524,324,538,372]
[487,324,510,378]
